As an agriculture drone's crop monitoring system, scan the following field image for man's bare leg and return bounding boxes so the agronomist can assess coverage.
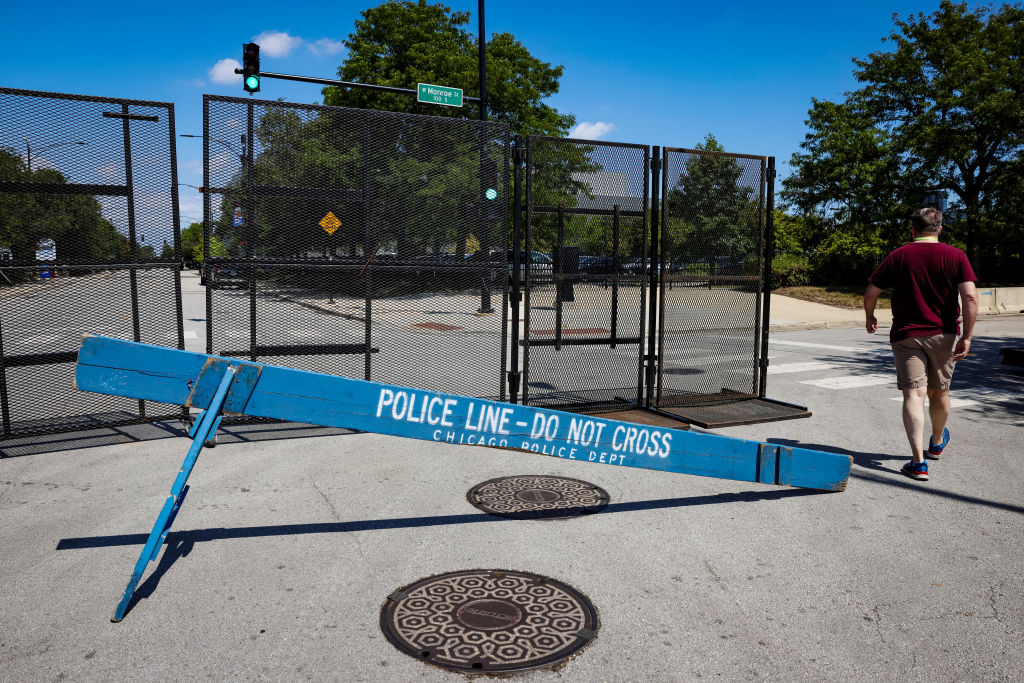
[927,387,951,446]
[902,387,928,462]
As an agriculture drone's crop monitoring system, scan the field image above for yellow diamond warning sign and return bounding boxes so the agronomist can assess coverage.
[319,212,341,235]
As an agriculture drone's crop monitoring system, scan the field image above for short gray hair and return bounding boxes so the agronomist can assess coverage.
[911,208,943,235]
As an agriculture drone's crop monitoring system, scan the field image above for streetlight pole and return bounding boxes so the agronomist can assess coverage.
[22,138,86,174]
[180,134,247,163]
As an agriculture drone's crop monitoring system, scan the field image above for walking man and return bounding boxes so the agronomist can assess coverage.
[864,208,978,481]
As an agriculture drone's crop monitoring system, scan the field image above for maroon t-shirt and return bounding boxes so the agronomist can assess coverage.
[868,241,977,342]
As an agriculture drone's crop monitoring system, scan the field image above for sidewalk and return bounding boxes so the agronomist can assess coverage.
[768,294,885,332]
[768,292,1023,332]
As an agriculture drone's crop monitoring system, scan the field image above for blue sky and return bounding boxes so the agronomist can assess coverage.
[3,0,948,226]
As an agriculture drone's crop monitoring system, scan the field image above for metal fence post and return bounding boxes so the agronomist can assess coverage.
[759,156,776,398]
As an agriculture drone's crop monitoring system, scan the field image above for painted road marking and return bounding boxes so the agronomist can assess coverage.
[889,395,980,408]
[889,389,1019,409]
[800,373,893,389]
[771,340,890,354]
[184,330,197,339]
[768,362,836,375]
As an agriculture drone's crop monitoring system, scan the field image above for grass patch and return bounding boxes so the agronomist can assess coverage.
[773,285,891,310]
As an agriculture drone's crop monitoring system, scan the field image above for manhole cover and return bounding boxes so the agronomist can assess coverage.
[380,569,599,673]
[467,475,609,520]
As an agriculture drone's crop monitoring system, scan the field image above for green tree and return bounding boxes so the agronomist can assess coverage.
[321,0,574,138]
[180,222,204,263]
[664,134,760,269]
[783,1,1024,278]
[0,147,129,267]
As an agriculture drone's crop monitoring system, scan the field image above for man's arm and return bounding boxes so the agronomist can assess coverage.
[953,280,978,361]
[864,283,883,334]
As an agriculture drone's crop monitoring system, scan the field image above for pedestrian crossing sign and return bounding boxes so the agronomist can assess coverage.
[319,212,341,235]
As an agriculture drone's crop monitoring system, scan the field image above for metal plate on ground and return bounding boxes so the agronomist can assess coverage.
[467,475,610,520]
[380,569,599,674]
[657,396,811,428]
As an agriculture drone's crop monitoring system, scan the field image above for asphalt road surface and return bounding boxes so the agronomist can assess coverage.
[0,293,1021,681]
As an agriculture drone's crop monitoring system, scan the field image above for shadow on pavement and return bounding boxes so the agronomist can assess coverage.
[58,487,821,554]
[0,420,358,459]
[57,487,822,618]
[766,438,1024,516]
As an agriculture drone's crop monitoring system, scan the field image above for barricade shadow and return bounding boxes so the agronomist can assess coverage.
[766,438,1024,516]
[57,486,821,616]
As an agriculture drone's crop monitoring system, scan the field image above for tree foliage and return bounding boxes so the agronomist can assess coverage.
[783,1,1024,281]
[663,134,761,271]
[0,147,131,268]
[209,0,585,271]
[321,0,574,139]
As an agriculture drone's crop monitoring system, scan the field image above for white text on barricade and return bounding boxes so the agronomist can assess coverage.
[375,388,673,466]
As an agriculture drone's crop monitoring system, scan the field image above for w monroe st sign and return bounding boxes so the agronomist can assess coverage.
[417,82,464,107]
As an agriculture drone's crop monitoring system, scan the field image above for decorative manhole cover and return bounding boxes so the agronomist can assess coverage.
[467,475,610,520]
[380,569,599,674]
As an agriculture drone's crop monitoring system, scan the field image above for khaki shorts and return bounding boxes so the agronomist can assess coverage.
[891,333,957,390]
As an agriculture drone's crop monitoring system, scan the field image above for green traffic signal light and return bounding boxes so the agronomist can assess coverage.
[242,42,260,94]
[485,188,498,200]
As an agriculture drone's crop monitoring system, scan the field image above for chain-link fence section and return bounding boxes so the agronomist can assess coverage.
[655,147,766,408]
[0,88,183,440]
[521,136,650,412]
[204,96,509,400]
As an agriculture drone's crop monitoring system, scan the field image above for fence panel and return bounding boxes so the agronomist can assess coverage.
[522,136,650,412]
[654,147,766,409]
[0,87,183,439]
[204,96,509,401]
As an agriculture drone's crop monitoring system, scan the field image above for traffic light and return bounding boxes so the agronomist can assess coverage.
[242,43,260,94]
[482,158,498,200]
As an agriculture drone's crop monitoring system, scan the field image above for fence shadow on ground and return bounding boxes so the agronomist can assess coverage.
[0,420,359,459]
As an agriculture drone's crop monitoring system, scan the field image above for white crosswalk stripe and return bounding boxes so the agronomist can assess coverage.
[768,361,836,375]
[889,395,980,408]
[770,339,890,355]
[799,373,893,389]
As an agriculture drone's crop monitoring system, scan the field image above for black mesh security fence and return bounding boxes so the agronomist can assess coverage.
[204,96,509,400]
[521,136,650,412]
[655,147,766,407]
[0,88,184,439]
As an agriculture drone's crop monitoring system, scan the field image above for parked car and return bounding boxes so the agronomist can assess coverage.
[507,250,553,281]
[207,266,246,289]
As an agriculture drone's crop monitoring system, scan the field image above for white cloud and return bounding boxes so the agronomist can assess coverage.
[570,121,617,140]
[309,38,345,57]
[253,30,302,57]
[209,59,241,84]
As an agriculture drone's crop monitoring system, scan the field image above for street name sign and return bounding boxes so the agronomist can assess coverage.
[417,82,463,107]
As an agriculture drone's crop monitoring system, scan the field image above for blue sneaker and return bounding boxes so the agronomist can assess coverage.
[901,460,929,481]
[928,428,950,459]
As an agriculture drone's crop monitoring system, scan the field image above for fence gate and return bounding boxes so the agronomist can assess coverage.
[0,87,184,440]
[519,136,651,412]
[203,96,509,400]
[652,148,808,427]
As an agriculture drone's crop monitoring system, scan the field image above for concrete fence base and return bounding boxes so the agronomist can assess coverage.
[977,287,1024,314]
